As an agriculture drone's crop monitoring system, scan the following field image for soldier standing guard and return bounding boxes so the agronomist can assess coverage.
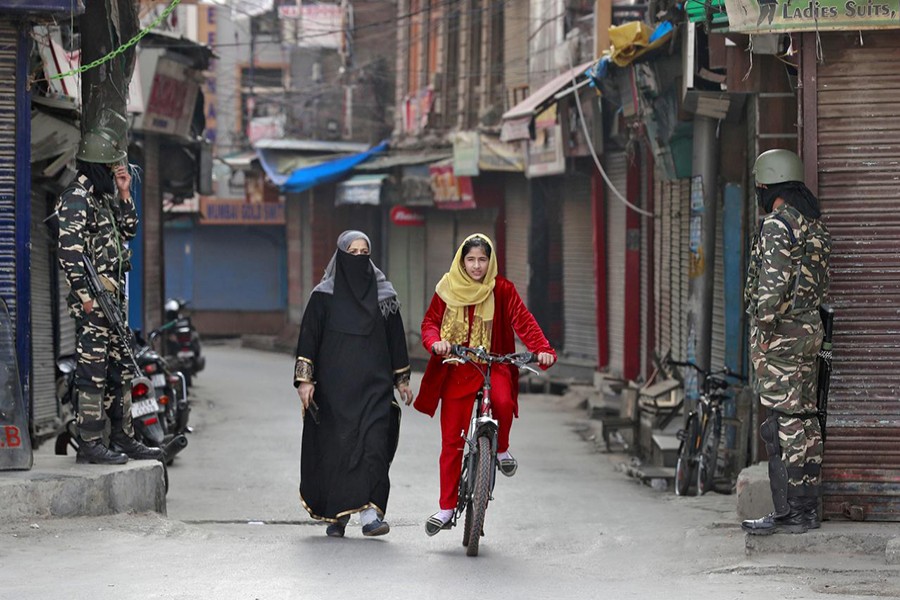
[741,149,832,535]
[57,126,162,465]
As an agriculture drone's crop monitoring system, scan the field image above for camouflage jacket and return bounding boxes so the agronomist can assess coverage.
[57,174,138,307]
[745,203,831,345]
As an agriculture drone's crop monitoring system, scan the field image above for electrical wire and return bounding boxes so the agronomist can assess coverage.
[566,46,654,218]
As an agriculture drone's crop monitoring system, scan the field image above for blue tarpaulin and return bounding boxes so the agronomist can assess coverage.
[258,141,389,194]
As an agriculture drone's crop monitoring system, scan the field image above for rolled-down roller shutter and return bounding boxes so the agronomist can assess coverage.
[30,190,57,433]
[605,152,628,377]
[562,172,596,361]
[811,31,900,521]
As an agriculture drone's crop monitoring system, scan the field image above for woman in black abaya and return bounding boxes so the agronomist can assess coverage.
[293,230,413,537]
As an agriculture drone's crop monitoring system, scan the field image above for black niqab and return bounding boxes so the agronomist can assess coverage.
[328,250,378,335]
[76,160,115,197]
[760,181,822,220]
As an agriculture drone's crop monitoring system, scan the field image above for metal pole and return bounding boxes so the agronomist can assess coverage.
[686,115,719,406]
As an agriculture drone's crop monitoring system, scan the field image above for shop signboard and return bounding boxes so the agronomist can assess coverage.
[390,205,426,227]
[526,124,565,178]
[201,198,286,225]
[723,0,900,32]
[144,54,199,138]
[453,131,481,177]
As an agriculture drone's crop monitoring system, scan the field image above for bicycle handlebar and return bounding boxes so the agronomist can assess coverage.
[447,345,538,367]
[666,358,748,389]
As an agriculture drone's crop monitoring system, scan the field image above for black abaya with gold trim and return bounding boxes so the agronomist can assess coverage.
[294,252,409,522]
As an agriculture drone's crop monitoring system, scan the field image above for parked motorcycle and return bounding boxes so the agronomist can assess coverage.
[134,330,191,464]
[154,298,205,388]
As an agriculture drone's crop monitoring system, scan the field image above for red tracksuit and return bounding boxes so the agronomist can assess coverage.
[414,276,555,510]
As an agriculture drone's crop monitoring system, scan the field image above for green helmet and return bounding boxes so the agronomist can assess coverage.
[753,149,804,185]
[76,127,127,164]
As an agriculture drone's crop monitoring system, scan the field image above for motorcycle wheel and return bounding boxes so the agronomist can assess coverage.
[54,421,79,455]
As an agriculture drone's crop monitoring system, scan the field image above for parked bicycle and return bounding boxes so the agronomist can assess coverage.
[668,360,743,497]
[442,345,540,557]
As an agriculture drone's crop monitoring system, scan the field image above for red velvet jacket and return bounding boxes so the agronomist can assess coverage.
[413,276,556,417]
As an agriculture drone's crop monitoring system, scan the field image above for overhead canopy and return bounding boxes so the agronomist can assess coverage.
[259,141,389,194]
[500,61,593,142]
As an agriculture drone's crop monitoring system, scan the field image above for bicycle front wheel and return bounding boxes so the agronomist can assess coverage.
[466,435,493,557]
[675,414,699,496]
[696,411,721,496]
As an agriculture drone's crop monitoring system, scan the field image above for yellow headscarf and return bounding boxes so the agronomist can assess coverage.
[435,233,498,352]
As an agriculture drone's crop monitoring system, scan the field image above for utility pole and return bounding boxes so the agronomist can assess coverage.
[80,0,138,141]
[686,115,720,409]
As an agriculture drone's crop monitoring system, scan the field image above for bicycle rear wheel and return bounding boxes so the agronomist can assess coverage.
[696,411,721,496]
[466,435,493,557]
[675,414,699,496]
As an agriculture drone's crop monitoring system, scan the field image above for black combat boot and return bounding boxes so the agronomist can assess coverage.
[741,498,808,535]
[76,439,128,465]
[804,491,821,529]
[110,432,164,461]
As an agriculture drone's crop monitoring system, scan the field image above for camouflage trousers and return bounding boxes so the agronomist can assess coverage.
[750,314,824,495]
[72,304,133,442]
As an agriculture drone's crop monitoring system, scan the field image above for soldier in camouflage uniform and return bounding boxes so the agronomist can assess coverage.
[742,149,831,535]
[58,127,162,464]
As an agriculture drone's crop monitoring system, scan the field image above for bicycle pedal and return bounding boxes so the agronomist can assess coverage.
[676,429,687,442]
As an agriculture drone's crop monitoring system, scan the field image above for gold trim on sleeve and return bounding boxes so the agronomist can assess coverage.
[393,366,411,388]
[294,357,314,384]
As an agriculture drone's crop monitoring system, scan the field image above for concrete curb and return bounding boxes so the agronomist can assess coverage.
[736,463,775,520]
[746,523,900,561]
[0,455,166,521]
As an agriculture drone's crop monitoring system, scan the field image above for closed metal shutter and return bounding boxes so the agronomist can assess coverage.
[30,190,57,431]
[425,211,455,294]
[454,209,497,250]
[388,223,428,348]
[710,192,726,370]
[813,32,900,521]
[656,179,691,361]
[640,152,650,377]
[562,172,596,361]
[504,175,530,297]
[674,179,691,361]
[605,152,628,376]
[655,179,671,356]
[0,23,17,349]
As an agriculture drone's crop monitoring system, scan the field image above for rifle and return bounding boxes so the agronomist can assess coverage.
[82,256,143,377]
[817,304,835,442]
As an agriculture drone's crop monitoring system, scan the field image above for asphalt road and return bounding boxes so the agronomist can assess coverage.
[7,343,900,600]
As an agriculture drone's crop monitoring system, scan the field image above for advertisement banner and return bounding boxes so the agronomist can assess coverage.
[429,162,476,210]
[723,0,900,33]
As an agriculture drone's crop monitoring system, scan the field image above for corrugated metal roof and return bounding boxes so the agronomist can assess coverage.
[501,61,593,122]
[254,138,370,154]
[354,151,451,171]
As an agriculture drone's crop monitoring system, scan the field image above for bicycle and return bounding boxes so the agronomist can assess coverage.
[441,344,540,557]
[668,360,743,497]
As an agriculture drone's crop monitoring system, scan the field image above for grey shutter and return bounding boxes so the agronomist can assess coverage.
[30,190,58,432]
[562,172,596,361]
[605,152,628,376]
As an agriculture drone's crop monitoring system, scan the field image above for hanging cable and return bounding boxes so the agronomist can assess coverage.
[566,46,654,218]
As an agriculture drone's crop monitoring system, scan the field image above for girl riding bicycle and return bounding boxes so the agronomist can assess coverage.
[413,233,556,535]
